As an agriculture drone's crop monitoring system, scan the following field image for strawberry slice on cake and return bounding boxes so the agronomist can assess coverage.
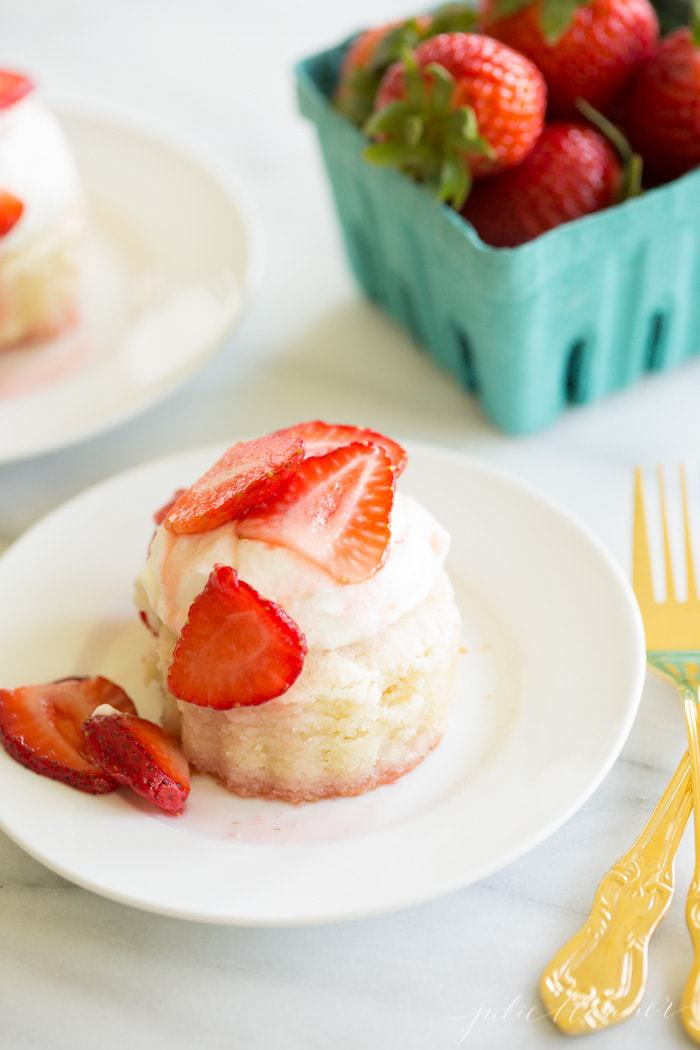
[237,441,395,583]
[168,564,307,708]
[164,432,305,535]
[274,420,407,476]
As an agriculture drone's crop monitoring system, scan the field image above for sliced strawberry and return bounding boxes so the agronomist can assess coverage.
[153,488,186,526]
[167,565,307,709]
[0,190,23,237]
[275,420,407,475]
[165,433,305,535]
[237,442,395,584]
[83,710,190,815]
[0,677,136,794]
[0,70,33,110]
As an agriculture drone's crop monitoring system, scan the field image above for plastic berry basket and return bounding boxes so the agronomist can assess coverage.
[295,3,700,435]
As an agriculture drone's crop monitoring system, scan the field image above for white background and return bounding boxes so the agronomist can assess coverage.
[1,1,699,1047]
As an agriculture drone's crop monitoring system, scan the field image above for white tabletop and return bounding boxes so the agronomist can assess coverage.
[1,1,699,1046]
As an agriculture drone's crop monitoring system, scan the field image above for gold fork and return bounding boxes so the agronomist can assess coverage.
[540,467,700,1039]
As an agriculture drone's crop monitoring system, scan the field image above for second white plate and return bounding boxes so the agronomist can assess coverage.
[0,442,645,924]
[0,111,258,462]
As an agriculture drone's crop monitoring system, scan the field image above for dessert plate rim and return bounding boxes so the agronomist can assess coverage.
[0,440,645,925]
[0,106,262,464]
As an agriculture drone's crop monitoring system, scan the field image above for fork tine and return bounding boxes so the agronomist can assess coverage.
[633,468,656,607]
[680,465,698,602]
[657,465,677,602]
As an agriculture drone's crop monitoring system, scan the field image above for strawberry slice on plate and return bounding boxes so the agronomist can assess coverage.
[0,190,24,237]
[83,710,190,816]
[275,420,407,475]
[0,677,136,794]
[167,564,307,709]
[237,441,395,583]
[0,70,33,110]
[165,432,305,535]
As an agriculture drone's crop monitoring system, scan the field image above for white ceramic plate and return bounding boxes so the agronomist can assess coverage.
[0,112,258,462]
[0,442,645,925]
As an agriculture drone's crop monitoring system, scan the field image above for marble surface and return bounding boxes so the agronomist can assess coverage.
[2,1,700,1046]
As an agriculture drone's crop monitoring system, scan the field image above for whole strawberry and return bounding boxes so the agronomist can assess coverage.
[625,28,700,184]
[367,33,546,206]
[336,5,477,126]
[336,19,426,125]
[483,0,658,116]
[461,122,623,247]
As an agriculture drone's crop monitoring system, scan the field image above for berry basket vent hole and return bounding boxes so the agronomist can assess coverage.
[452,327,479,393]
[564,338,591,405]
[645,310,670,371]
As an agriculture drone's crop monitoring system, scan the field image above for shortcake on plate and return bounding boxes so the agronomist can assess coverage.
[0,69,85,348]
[136,422,462,803]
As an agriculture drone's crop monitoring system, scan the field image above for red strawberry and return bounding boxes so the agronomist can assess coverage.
[461,122,623,247]
[0,677,136,794]
[274,420,407,475]
[83,710,190,815]
[238,442,394,583]
[153,488,186,526]
[624,28,700,184]
[336,21,413,126]
[483,0,658,116]
[165,432,305,535]
[369,34,546,205]
[0,70,33,110]
[167,565,307,709]
[0,190,23,237]
[336,8,477,125]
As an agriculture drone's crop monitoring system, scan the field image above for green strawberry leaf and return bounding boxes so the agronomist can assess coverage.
[368,19,423,74]
[437,156,472,209]
[428,2,479,34]
[364,100,413,137]
[491,0,592,41]
[363,141,423,166]
[336,67,381,126]
[403,114,425,147]
[491,0,532,18]
[693,0,700,47]
[539,0,591,42]
[425,62,455,112]
[445,106,478,142]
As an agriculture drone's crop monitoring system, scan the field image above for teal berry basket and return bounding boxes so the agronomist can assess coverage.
[295,6,700,435]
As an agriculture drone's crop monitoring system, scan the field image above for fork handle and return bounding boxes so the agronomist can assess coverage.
[540,752,692,1035]
[682,695,700,1044]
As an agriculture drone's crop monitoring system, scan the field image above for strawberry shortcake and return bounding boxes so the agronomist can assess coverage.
[0,70,85,349]
[135,422,461,803]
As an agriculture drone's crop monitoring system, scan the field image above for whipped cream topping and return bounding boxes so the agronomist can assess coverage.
[0,93,84,253]
[137,494,449,652]
[91,704,122,719]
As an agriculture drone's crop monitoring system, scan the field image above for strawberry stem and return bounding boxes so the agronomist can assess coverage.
[692,0,700,47]
[575,97,643,201]
[363,53,493,208]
